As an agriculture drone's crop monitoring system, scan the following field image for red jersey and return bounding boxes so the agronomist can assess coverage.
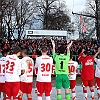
[78,53,94,80]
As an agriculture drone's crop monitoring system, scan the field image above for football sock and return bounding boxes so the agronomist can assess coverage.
[46,96,50,100]
[90,89,94,98]
[18,98,22,100]
[83,90,87,99]
[72,91,76,100]
[28,98,32,100]
[97,88,100,95]
[65,93,70,100]
[37,96,42,100]
[57,94,62,100]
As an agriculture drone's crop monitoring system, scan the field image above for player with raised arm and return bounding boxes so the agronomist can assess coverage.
[93,47,100,99]
[5,46,21,100]
[18,49,34,100]
[68,54,78,100]
[0,49,9,100]
[35,46,53,100]
[52,39,73,100]
[78,49,94,100]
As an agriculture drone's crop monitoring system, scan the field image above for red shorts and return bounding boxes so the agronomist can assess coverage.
[96,77,100,88]
[82,79,94,87]
[5,82,20,99]
[20,82,32,94]
[36,82,52,96]
[0,83,5,92]
[70,80,76,89]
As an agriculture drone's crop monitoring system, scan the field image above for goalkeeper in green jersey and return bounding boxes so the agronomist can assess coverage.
[51,39,73,100]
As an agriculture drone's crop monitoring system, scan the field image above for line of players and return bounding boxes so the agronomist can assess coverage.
[0,40,100,100]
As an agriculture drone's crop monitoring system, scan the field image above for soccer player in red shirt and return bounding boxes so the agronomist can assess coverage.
[78,49,94,100]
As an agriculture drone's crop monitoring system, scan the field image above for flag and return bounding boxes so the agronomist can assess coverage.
[82,23,87,33]
[80,15,82,23]
[80,15,87,33]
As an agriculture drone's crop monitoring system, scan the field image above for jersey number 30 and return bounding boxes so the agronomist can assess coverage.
[41,63,51,72]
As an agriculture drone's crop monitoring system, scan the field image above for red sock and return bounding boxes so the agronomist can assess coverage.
[83,89,87,99]
[18,98,22,100]
[28,98,32,100]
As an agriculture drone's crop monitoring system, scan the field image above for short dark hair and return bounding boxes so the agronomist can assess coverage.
[41,46,48,53]
[2,49,9,56]
[83,50,89,55]
[13,46,21,54]
[22,49,28,55]
[58,45,65,54]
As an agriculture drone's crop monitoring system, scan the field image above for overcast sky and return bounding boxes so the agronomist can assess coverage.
[65,0,86,12]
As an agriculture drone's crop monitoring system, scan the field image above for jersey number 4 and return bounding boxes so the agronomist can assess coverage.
[41,63,51,72]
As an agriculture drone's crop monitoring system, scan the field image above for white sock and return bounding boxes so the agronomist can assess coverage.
[84,93,87,99]
[91,92,94,98]
[91,89,94,98]
[97,89,100,95]
[72,92,76,99]
[37,96,42,100]
[46,96,50,100]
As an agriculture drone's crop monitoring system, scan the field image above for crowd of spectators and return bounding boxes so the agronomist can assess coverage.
[0,38,100,61]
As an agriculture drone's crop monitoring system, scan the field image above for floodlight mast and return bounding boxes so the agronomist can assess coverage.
[72,0,100,40]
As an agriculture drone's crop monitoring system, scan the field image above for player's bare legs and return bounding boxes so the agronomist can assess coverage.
[3,93,6,100]
[0,92,1,100]
[27,94,32,100]
[18,94,23,100]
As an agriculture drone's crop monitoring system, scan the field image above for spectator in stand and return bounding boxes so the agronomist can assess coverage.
[0,38,100,57]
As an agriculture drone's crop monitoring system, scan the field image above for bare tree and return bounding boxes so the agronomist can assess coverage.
[2,0,37,39]
[74,0,100,39]
[34,0,73,31]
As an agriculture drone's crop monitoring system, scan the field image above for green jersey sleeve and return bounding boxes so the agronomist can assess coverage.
[53,53,57,60]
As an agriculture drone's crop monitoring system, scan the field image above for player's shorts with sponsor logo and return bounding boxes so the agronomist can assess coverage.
[36,81,52,96]
[56,74,70,89]
[70,80,76,89]
[0,83,5,92]
[5,82,20,99]
[20,82,32,94]
[82,79,94,87]
[96,77,100,88]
